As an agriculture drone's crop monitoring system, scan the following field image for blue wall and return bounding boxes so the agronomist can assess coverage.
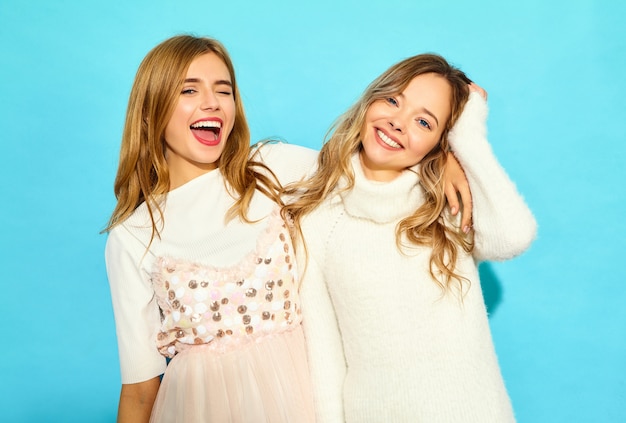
[1,1,624,421]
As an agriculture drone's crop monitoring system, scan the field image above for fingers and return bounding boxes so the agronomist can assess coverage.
[468,82,488,100]
[444,183,459,216]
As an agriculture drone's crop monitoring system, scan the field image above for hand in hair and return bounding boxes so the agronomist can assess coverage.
[469,82,488,100]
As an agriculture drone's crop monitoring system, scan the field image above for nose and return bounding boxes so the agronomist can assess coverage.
[200,90,220,111]
[388,117,404,134]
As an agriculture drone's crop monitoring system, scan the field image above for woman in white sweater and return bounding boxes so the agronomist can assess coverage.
[284,54,537,422]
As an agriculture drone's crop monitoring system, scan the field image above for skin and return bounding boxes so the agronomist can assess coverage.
[359,73,452,182]
[117,376,160,423]
[164,52,236,190]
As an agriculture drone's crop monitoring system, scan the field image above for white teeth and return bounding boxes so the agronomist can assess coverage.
[377,130,401,148]
[191,120,221,129]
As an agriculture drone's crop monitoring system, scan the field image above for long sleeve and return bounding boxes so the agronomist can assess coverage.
[448,92,537,262]
[298,232,346,423]
[105,225,167,383]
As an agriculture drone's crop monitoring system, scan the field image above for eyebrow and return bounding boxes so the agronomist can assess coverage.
[422,108,440,126]
[183,78,232,87]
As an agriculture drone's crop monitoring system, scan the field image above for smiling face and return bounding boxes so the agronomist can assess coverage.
[164,52,236,189]
[359,72,452,181]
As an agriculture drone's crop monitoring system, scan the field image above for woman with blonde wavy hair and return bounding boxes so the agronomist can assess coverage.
[285,54,537,422]
[104,35,320,422]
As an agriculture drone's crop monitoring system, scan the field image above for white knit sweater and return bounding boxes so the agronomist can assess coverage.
[299,93,537,423]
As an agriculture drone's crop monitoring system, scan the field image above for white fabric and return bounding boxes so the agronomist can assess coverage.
[105,142,317,384]
[299,93,537,423]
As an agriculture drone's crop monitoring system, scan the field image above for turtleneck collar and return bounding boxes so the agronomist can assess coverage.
[339,154,425,223]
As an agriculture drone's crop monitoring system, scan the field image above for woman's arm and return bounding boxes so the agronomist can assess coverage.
[117,377,161,423]
[448,92,537,261]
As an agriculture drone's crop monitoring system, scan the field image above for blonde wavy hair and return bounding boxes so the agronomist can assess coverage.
[105,35,281,240]
[283,53,473,291]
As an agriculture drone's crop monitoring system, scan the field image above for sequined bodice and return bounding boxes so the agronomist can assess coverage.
[151,211,301,357]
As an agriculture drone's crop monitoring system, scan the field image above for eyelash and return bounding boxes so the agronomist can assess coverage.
[417,118,431,129]
[386,97,398,106]
[181,88,232,96]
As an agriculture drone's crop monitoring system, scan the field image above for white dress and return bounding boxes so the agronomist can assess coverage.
[105,143,318,422]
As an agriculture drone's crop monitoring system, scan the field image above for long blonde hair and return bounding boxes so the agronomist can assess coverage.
[284,53,473,291]
[105,35,281,240]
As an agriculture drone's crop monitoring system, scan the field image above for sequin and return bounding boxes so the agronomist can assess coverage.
[150,210,303,357]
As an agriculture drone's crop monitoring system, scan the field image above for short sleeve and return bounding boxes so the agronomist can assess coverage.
[105,225,167,383]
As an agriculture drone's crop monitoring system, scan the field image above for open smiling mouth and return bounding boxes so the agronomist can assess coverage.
[191,120,222,143]
[377,129,401,149]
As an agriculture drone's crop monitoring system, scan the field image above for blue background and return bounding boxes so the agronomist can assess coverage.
[1,1,624,422]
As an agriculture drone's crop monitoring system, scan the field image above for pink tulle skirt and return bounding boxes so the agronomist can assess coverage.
[149,325,316,423]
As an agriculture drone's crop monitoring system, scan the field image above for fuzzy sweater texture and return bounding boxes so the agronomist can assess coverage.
[299,93,537,423]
